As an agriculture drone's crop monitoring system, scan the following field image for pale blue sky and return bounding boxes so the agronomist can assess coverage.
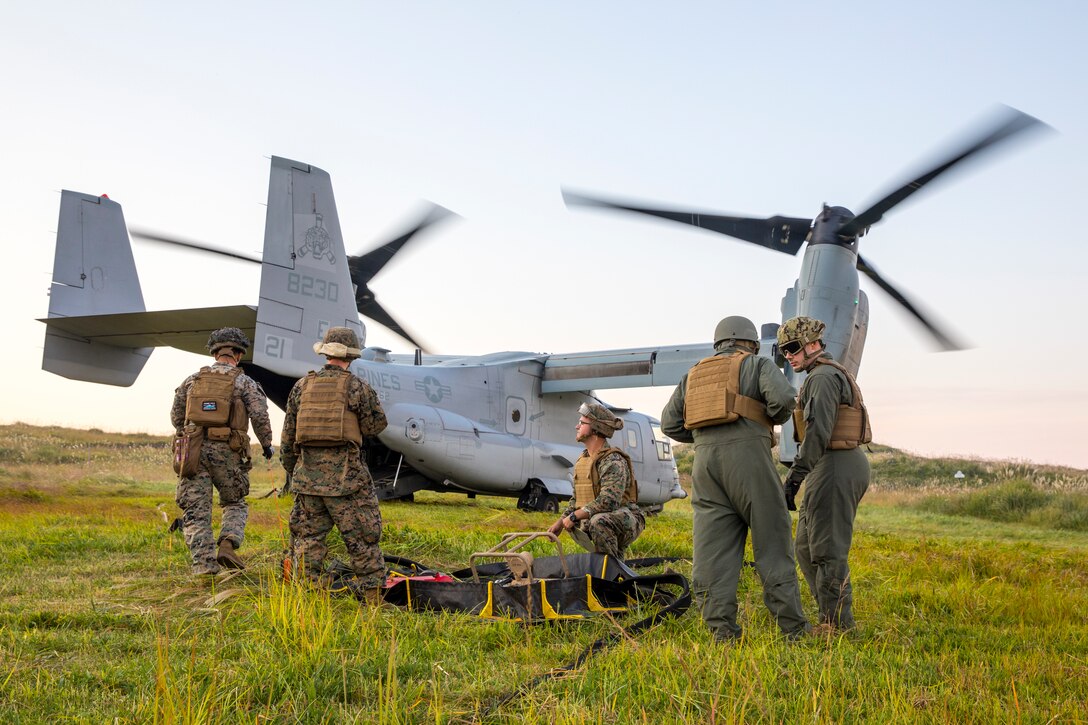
[3,2,1086,468]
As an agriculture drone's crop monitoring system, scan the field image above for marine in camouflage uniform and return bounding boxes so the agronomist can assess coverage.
[281,327,388,600]
[548,402,645,560]
[661,316,809,641]
[780,316,871,631]
[171,327,274,576]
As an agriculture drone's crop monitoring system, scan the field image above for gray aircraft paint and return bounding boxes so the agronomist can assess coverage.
[39,157,685,509]
[42,192,151,386]
[564,108,1048,465]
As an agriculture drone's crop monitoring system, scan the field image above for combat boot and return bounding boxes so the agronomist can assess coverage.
[713,629,742,645]
[317,573,353,595]
[216,539,246,570]
[363,588,385,607]
[784,623,813,642]
[193,561,221,576]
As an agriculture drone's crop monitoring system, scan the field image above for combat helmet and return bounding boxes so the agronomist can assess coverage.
[313,326,363,360]
[777,316,826,350]
[578,402,624,439]
[714,316,759,345]
[206,327,251,355]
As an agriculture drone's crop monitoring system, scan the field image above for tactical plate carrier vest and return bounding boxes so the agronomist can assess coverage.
[573,447,639,509]
[683,352,774,430]
[184,366,249,449]
[295,370,363,447]
[793,358,872,450]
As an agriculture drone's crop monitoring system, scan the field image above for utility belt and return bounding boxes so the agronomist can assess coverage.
[204,426,252,455]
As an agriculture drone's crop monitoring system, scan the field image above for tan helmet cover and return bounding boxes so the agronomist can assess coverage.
[777,316,826,347]
[578,402,624,438]
[314,326,362,360]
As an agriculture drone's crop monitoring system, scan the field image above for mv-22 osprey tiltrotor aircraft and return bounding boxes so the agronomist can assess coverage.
[40,156,702,512]
[565,106,1048,461]
[39,108,1045,502]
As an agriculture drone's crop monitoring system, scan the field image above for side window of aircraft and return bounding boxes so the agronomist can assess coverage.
[624,422,643,463]
[651,423,673,461]
[506,396,526,436]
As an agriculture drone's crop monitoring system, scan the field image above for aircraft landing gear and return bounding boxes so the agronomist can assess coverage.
[537,494,559,513]
[517,483,560,513]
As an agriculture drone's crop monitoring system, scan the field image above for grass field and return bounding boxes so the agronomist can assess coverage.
[2,423,1087,723]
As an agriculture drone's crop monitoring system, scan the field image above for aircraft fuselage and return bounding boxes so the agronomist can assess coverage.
[246,350,684,509]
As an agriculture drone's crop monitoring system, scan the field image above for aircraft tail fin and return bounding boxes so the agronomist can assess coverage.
[253,157,361,377]
[42,192,152,386]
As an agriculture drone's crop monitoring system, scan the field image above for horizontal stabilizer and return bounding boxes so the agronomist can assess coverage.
[40,305,257,357]
[43,330,151,386]
[542,343,713,393]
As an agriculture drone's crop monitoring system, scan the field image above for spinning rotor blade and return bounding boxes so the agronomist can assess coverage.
[563,190,811,256]
[839,107,1048,238]
[856,254,961,351]
[355,296,425,352]
[130,229,262,263]
[347,203,456,286]
[133,202,457,353]
[346,203,456,353]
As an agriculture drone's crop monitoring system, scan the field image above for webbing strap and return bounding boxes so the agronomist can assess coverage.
[732,393,774,429]
[623,556,689,569]
[809,358,871,447]
[481,572,691,715]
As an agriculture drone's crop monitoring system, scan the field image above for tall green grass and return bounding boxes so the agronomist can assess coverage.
[913,480,1088,531]
[2,424,1087,723]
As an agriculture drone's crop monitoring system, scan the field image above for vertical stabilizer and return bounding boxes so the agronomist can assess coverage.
[42,192,152,386]
[253,157,363,377]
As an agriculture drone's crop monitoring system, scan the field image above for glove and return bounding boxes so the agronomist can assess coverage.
[783,469,804,512]
[263,444,275,460]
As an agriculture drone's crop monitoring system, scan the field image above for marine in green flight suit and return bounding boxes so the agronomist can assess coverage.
[779,316,871,631]
[661,316,809,641]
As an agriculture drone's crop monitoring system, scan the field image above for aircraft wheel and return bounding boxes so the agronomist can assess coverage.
[537,495,559,513]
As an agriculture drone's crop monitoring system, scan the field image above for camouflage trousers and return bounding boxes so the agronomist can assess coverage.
[289,489,384,590]
[175,441,251,575]
[569,506,645,560]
